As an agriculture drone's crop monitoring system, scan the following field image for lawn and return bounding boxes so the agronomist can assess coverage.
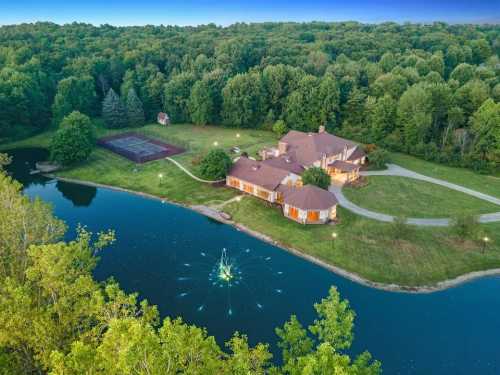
[1,123,276,206]
[390,153,500,199]
[224,196,500,286]
[343,176,500,218]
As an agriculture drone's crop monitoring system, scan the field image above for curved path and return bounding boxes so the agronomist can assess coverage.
[329,164,500,226]
[165,157,225,184]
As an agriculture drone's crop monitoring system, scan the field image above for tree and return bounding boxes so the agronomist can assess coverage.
[367,94,397,142]
[302,167,331,190]
[272,119,288,137]
[276,287,381,375]
[397,84,432,147]
[449,63,474,86]
[126,88,145,127]
[164,72,196,123]
[102,88,127,128]
[50,112,95,166]
[470,99,500,164]
[199,149,232,180]
[222,72,264,128]
[189,69,226,125]
[452,214,479,241]
[52,75,97,124]
[368,148,390,169]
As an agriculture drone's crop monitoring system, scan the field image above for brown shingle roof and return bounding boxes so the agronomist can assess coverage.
[280,130,357,166]
[261,154,305,175]
[228,157,289,191]
[284,185,338,210]
[347,146,366,161]
[328,160,360,172]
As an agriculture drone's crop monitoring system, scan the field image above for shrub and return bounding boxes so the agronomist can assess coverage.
[50,112,95,166]
[368,148,390,169]
[302,167,331,190]
[199,149,232,180]
[452,214,479,240]
[391,216,412,239]
[272,119,288,137]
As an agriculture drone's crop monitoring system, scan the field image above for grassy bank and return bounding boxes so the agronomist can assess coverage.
[343,176,500,218]
[224,196,500,286]
[2,124,499,287]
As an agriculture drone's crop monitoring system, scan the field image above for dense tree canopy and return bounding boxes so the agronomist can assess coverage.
[0,21,498,171]
[302,167,331,190]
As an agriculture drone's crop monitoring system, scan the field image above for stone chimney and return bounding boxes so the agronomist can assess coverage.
[278,141,288,155]
[318,125,326,133]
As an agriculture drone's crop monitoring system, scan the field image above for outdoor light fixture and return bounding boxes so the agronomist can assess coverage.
[213,141,219,146]
[482,236,490,253]
[236,133,240,138]
[158,173,163,179]
[331,232,337,250]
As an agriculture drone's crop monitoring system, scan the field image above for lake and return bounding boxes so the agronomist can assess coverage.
[6,148,500,374]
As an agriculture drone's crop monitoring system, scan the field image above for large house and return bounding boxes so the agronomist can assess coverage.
[226,126,366,224]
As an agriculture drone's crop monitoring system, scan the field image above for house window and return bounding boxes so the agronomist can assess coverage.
[257,190,270,200]
[243,184,254,194]
[307,210,319,222]
[229,178,240,188]
[289,206,299,219]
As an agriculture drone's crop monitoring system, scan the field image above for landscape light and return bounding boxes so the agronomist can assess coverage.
[482,236,490,253]
[332,232,337,239]
[158,173,163,179]
[331,232,337,250]
[484,236,490,243]
[213,141,219,146]
[236,133,240,138]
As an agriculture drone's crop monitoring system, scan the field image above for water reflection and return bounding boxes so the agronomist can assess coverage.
[56,180,97,207]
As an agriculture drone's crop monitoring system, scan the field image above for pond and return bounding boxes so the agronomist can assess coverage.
[6,148,500,375]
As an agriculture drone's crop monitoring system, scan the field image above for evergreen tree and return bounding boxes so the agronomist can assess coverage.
[102,88,127,128]
[126,88,145,127]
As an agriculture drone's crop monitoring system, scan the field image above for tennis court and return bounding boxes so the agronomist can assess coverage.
[97,132,184,163]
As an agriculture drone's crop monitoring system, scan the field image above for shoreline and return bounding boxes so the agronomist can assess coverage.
[48,174,500,294]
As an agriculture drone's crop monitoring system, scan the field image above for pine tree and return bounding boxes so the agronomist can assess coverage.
[126,88,145,127]
[102,88,127,128]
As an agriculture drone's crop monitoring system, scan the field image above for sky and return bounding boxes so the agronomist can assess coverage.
[1,0,499,26]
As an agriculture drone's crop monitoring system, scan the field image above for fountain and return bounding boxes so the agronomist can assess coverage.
[177,247,284,317]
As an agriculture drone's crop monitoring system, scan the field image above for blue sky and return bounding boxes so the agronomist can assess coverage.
[1,0,499,26]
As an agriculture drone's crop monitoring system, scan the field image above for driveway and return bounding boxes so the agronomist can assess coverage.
[329,164,500,227]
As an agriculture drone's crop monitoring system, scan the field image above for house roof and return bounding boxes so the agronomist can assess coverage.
[347,146,366,161]
[261,154,305,175]
[284,185,338,210]
[329,160,360,172]
[228,157,289,191]
[279,130,357,166]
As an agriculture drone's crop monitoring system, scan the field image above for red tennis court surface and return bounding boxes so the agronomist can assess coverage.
[97,132,185,163]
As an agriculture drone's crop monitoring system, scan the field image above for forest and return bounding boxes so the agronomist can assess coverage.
[0,21,498,171]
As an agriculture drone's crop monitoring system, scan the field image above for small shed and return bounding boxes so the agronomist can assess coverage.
[157,112,170,126]
[283,185,338,224]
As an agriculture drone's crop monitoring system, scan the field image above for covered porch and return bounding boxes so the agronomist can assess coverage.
[327,160,360,183]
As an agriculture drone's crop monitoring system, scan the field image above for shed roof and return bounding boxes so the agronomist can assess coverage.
[284,185,338,210]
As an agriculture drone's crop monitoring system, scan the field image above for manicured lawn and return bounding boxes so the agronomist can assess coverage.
[224,196,500,286]
[343,176,500,218]
[390,153,500,199]
[1,123,276,206]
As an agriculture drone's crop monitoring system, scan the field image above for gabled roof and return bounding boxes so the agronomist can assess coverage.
[261,154,305,175]
[347,146,366,161]
[279,130,357,166]
[329,160,360,172]
[228,157,289,191]
[284,185,338,210]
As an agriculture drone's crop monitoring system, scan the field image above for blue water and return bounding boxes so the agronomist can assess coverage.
[7,149,500,374]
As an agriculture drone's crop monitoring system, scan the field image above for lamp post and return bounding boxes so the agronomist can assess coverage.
[482,236,490,253]
[331,232,337,250]
[158,173,164,187]
[236,133,240,139]
[213,141,219,147]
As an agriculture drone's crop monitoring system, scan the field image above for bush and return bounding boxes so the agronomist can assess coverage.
[272,119,288,137]
[391,216,412,239]
[302,167,331,190]
[50,112,95,166]
[199,149,232,180]
[368,148,390,169]
[452,214,479,240]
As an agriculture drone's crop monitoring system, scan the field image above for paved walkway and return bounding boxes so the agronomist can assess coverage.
[329,164,500,226]
[165,157,225,184]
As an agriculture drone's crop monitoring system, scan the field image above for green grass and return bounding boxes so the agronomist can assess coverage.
[343,176,500,218]
[3,124,500,286]
[390,153,500,199]
[224,196,500,286]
